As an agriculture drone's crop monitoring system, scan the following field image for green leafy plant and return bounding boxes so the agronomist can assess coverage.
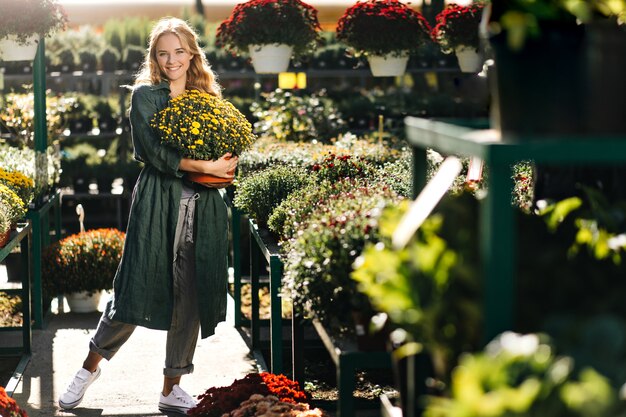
[424,332,620,417]
[0,91,74,148]
[512,160,534,213]
[373,151,412,199]
[51,47,77,72]
[352,193,482,374]
[42,228,126,296]
[100,46,120,72]
[78,49,98,72]
[233,165,312,228]
[486,0,579,50]
[432,2,486,53]
[336,0,432,58]
[538,187,626,262]
[102,16,152,57]
[561,0,626,22]
[269,177,371,240]
[310,152,374,182]
[215,0,323,58]
[239,133,403,176]
[122,44,144,71]
[251,89,346,143]
[283,184,401,336]
[0,0,67,45]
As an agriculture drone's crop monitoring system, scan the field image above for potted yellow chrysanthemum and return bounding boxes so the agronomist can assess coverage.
[151,90,257,187]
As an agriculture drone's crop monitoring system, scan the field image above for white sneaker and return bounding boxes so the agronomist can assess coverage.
[158,384,197,414]
[58,367,101,410]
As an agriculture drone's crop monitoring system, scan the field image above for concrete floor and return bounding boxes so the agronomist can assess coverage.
[8,293,258,417]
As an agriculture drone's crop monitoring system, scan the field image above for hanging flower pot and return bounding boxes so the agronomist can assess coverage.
[367,54,409,77]
[66,291,102,313]
[431,3,485,73]
[336,0,431,73]
[0,35,40,62]
[454,45,483,73]
[0,0,68,61]
[216,0,322,69]
[248,44,293,74]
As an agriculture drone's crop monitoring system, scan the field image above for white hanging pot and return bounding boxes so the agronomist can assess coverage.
[66,291,102,313]
[248,44,293,74]
[454,45,483,73]
[0,35,40,62]
[367,53,409,77]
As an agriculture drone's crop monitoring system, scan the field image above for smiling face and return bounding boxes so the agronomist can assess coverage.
[155,32,192,87]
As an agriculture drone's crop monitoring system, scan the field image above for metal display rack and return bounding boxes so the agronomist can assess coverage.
[404,116,626,342]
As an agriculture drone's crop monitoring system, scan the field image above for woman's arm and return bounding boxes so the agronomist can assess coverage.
[179,153,239,179]
[130,85,184,177]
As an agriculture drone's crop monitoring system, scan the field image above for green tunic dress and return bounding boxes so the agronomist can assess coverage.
[104,81,229,339]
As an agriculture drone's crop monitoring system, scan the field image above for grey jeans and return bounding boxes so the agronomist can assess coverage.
[89,193,201,377]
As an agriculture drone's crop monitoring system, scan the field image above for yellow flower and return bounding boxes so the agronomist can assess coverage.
[151,89,256,160]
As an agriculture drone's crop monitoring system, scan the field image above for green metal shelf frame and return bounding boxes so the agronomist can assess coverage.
[248,219,284,374]
[309,318,392,417]
[0,223,33,359]
[25,189,61,329]
[405,116,626,342]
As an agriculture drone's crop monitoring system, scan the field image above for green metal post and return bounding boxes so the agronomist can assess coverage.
[337,354,357,417]
[232,207,242,327]
[269,255,283,374]
[481,160,516,342]
[34,38,47,154]
[250,225,260,350]
[54,190,61,241]
[292,311,304,385]
[411,147,428,199]
[32,38,48,329]
[21,231,32,354]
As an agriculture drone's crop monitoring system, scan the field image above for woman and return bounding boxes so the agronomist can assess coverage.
[58,17,238,414]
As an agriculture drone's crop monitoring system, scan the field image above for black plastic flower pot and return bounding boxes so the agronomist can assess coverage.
[488,26,585,138]
[584,22,626,135]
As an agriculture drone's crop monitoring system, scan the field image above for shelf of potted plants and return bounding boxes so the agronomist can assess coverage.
[0,221,32,368]
[0,0,67,62]
[335,0,432,77]
[216,0,323,74]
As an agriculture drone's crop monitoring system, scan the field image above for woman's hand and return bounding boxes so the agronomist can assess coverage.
[211,153,239,178]
[179,153,239,179]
